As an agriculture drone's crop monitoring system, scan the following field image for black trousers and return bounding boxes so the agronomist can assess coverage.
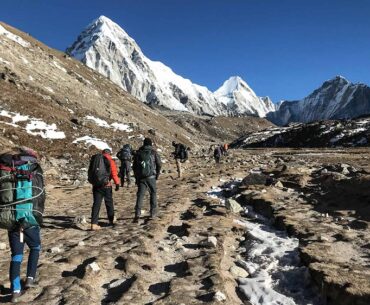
[135,177,157,217]
[91,187,114,224]
[120,161,131,186]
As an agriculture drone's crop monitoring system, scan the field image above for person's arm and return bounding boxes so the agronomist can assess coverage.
[109,157,120,185]
[155,151,162,179]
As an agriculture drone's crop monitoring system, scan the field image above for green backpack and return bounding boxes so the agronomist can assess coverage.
[136,148,154,178]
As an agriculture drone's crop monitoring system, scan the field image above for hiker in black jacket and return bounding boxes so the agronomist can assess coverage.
[132,138,161,223]
[116,144,132,187]
[172,141,187,178]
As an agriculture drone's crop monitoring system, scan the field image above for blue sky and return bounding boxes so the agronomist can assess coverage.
[1,0,369,102]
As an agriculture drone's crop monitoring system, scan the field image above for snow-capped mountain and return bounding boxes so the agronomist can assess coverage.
[214,76,276,117]
[267,76,370,125]
[66,16,272,117]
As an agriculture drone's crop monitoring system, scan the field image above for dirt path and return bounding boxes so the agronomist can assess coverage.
[0,154,251,305]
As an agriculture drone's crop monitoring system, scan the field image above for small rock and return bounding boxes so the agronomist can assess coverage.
[49,247,62,254]
[225,198,243,213]
[74,215,87,224]
[0,242,7,250]
[202,236,217,248]
[229,265,249,278]
[78,241,85,247]
[87,262,100,272]
[274,181,284,188]
[214,291,227,302]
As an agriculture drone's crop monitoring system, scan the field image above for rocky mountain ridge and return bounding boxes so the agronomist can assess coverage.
[268,76,370,125]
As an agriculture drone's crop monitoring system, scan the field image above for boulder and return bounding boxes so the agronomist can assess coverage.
[241,173,268,186]
[214,291,227,302]
[0,242,7,250]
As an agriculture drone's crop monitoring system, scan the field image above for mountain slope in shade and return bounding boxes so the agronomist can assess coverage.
[267,76,370,125]
[67,16,272,117]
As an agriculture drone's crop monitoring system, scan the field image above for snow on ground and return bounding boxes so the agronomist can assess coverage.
[207,182,322,305]
[73,136,111,150]
[236,216,322,305]
[0,109,66,139]
[0,24,30,47]
[85,115,133,132]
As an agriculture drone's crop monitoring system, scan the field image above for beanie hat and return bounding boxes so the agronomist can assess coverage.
[144,138,152,146]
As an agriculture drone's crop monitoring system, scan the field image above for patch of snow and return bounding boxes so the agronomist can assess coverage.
[73,136,111,150]
[111,122,133,132]
[0,25,30,47]
[86,115,110,128]
[26,120,66,139]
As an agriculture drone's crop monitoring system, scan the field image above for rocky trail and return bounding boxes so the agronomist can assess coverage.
[0,149,369,305]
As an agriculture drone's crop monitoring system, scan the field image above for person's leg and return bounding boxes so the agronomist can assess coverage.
[120,166,124,187]
[125,161,132,186]
[24,226,41,284]
[176,159,182,178]
[91,188,103,225]
[8,230,25,293]
[134,180,147,218]
[147,178,157,218]
[103,187,115,223]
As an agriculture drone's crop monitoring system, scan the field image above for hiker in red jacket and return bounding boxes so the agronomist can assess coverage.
[90,148,120,231]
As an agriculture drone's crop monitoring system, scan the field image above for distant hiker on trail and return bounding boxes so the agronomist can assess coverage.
[133,138,161,223]
[214,145,222,164]
[223,143,229,156]
[88,148,120,231]
[0,147,45,303]
[172,141,188,178]
[116,144,132,188]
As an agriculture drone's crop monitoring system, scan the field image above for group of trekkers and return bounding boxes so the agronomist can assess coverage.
[0,138,223,302]
[212,143,229,163]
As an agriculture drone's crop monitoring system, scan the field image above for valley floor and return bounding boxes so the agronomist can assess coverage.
[0,149,369,305]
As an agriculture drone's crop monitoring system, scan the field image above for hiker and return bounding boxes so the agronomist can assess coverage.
[0,147,45,303]
[116,144,132,187]
[172,141,188,178]
[133,138,161,223]
[223,143,229,156]
[88,148,120,231]
[214,145,222,164]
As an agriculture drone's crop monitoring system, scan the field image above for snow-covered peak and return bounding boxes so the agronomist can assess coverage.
[214,76,275,117]
[67,16,274,117]
[214,76,255,97]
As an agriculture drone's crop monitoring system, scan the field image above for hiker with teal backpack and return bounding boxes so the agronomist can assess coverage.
[132,138,161,223]
[0,147,45,303]
[116,144,132,188]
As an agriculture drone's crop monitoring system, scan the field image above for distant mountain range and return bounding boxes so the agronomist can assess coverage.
[268,76,370,125]
[66,16,370,125]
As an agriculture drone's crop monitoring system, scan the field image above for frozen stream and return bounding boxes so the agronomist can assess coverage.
[207,181,323,305]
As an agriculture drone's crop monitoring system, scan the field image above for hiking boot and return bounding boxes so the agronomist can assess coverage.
[11,291,22,303]
[91,224,101,231]
[25,278,36,288]
[25,277,37,288]
[109,216,117,227]
[132,217,139,224]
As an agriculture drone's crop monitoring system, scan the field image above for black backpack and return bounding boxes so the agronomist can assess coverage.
[117,145,131,161]
[88,154,111,187]
[135,148,155,178]
[179,144,188,161]
[214,147,221,158]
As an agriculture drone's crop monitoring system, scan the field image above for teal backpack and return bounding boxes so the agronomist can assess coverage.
[0,152,45,230]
